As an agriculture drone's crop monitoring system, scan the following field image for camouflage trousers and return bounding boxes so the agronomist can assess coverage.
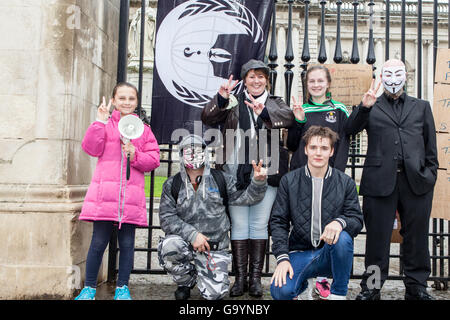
[158,235,231,300]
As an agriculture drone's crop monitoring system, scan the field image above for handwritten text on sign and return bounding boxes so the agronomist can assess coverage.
[434,48,450,84]
[309,64,373,107]
[437,133,450,170]
[433,83,450,133]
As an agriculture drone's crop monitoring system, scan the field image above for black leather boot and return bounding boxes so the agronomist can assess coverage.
[248,239,267,297]
[229,240,249,297]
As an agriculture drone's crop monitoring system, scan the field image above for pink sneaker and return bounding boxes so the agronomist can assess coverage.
[315,279,331,299]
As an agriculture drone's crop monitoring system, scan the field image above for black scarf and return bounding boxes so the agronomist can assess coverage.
[235,92,263,190]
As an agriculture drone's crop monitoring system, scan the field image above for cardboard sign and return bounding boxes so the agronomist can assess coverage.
[437,132,450,170]
[434,48,450,84]
[431,169,450,221]
[433,83,450,133]
[309,64,373,107]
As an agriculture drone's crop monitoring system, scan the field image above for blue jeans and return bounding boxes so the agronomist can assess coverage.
[270,231,354,299]
[84,221,136,288]
[229,186,277,240]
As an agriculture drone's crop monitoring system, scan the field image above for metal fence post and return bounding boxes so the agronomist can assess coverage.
[108,0,130,284]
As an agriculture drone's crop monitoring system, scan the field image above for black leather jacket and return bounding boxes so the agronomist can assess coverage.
[270,165,363,264]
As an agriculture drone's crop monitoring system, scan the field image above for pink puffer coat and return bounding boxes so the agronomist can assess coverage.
[80,110,160,227]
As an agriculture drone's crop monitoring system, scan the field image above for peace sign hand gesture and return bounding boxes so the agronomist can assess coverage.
[245,94,265,116]
[252,160,267,181]
[361,79,381,108]
[291,95,305,121]
[218,75,239,99]
[97,96,111,122]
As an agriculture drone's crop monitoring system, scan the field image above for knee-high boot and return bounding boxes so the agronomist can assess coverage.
[248,239,267,297]
[229,240,249,297]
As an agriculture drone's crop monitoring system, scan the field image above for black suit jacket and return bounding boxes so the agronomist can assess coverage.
[345,93,438,197]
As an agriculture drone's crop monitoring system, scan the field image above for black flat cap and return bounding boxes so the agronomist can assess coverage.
[240,59,270,79]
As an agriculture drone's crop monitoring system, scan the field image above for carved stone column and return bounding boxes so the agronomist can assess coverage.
[0,0,120,299]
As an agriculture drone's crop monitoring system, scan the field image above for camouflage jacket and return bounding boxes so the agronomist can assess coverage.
[159,163,267,251]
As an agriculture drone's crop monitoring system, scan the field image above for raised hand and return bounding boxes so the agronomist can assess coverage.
[97,96,111,122]
[361,79,381,108]
[218,75,239,99]
[291,95,305,121]
[245,94,265,116]
[252,160,267,181]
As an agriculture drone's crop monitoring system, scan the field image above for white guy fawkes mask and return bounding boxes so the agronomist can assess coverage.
[182,146,205,169]
[381,66,406,94]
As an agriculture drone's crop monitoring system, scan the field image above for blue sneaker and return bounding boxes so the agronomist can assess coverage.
[114,285,132,300]
[74,286,96,300]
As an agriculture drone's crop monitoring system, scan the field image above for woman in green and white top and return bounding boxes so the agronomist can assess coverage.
[287,65,351,300]
[287,65,350,173]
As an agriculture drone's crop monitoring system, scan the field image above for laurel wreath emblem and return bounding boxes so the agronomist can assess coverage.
[173,0,263,108]
[179,0,264,42]
[173,81,212,107]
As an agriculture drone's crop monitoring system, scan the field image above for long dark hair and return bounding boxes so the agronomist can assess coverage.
[112,82,138,98]
[112,82,151,125]
[304,65,332,101]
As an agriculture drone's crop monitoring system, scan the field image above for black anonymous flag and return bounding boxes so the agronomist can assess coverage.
[150,0,274,144]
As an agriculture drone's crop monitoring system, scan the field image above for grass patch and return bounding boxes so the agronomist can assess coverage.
[145,175,167,198]
[145,176,360,198]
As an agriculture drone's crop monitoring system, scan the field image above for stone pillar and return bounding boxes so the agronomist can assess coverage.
[0,1,119,299]
[427,40,434,107]
[362,38,368,65]
[127,5,156,116]
[325,36,333,64]
[292,24,301,101]
[374,38,384,91]
[276,24,286,98]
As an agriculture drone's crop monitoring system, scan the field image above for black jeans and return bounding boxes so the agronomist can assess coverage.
[84,221,136,288]
[360,171,433,292]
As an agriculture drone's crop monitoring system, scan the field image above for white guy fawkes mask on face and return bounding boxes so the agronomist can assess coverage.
[381,66,406,94]
[182,146,205,169]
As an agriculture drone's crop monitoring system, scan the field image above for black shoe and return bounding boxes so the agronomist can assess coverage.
[405,290,435,300]
[175,286,191,300]
[248,239,267,297]
[355,289,381,300]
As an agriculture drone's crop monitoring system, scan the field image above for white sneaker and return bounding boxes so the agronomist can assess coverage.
[328,293,347,300]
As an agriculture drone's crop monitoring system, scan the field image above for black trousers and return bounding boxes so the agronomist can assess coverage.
[360,170,434,293]
[85,221,136,288]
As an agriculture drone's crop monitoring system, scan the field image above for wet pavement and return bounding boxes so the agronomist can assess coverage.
[95,275,450,300]
[94,200,449,301]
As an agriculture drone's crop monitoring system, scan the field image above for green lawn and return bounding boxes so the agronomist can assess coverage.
[145,176,360,197]
[145,175,167,198]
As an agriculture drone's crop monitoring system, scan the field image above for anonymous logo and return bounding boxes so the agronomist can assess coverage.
[155,0,264,108]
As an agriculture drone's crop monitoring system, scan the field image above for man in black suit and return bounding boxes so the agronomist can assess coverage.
[346,59,438,300]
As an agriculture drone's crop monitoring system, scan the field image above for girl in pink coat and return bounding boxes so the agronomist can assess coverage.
[75,82,160,300]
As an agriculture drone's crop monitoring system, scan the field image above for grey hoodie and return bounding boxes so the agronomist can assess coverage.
[159,134,268,251]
